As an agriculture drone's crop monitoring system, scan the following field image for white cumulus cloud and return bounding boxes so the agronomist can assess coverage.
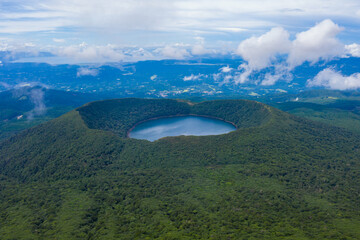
[287,19,344,68]
[308,68,360,90]
[235,19,346,85]
[345,43,360,57]
[236,27,291,70]
[236,27,291,84]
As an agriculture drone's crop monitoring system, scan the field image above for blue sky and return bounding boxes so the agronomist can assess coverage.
[1,0,360,63]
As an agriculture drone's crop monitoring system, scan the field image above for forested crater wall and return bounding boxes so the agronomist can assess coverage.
[77,98,272,138]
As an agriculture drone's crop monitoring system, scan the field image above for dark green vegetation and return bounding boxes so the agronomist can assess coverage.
[270,91,360,134]
[0,98,359,239]
[275,101,360,134]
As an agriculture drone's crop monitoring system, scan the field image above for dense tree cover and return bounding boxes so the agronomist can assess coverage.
[78,98,271,137]
[275,101,360,134]
[78,99,192,137]
[0,98,359,239]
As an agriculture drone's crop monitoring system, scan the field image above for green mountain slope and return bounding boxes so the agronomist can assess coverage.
[273,101,360,134]
[0,98,359,239]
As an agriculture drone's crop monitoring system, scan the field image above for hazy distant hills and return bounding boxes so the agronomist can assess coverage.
[2,57,360,97]
[0,98,359,239]
[0,86,102,140]
[0,86,100,120]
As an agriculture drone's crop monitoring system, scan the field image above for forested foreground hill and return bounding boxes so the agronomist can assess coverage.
[0,98,359,239]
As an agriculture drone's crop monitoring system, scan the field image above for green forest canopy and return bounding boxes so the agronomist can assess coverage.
[0,98,359,239]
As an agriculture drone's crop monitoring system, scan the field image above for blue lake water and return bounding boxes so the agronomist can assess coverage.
[129,115,236,141]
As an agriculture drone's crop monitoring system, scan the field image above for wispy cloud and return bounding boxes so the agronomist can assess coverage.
[220,66,233,73]
[11,84,48,120]
[27,87,46,120]
[183,73,205,81]
[76,67,99,77]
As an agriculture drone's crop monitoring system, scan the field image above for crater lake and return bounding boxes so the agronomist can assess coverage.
[129,115,236,141]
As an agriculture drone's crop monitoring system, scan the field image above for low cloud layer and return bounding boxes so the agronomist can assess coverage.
[57,43,125,63]
[2,18,360,66]
[0,39,212,63]
[155,45,191,60]
[308,68,360,90]
[191,37,212,55]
